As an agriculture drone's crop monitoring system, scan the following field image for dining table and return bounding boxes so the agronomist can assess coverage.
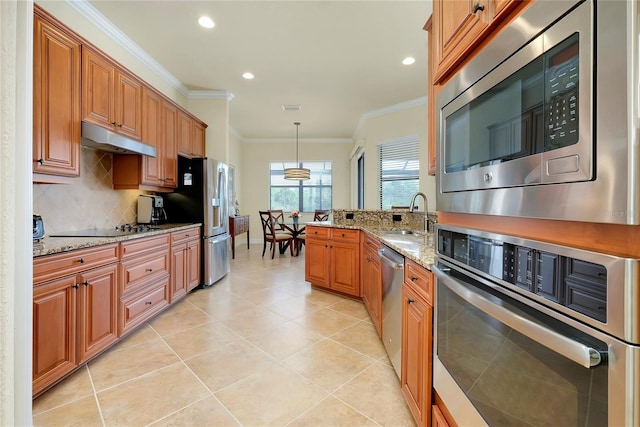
[277,221,306,256]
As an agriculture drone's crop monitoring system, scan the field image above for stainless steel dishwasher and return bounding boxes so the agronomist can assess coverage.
[378,244,405,379]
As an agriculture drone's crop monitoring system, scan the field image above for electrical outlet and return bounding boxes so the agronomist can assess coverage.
[393,214,402,222]
[346,212,354,220]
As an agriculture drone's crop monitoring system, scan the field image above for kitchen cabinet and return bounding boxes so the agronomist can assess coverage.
[82,47,143,141]
[401,259,433,427]
[170,227,201,303]
[305,226,360,297]
[361,233,382,336]
[432,0,522,84]
[33,243,119,396]
[118,234,170,336]
[425,16,436,176]
[432,404,451,427]
[33,8,81,180]
[177,110,206,158]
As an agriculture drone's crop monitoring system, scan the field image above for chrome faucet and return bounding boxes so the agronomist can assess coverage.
[409,192,429,232]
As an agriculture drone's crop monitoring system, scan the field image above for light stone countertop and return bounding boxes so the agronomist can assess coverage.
[33,223,201,257]
[305,221,435,271]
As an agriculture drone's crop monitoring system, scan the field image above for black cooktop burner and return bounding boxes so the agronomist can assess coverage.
[51,224,161,237]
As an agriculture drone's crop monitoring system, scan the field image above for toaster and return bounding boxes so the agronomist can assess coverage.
[33,214,45,240]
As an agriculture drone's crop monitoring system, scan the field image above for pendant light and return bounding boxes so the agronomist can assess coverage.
[284,122,310,180]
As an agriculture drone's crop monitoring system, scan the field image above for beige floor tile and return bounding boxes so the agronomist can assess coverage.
[218,306,287,337]
[184,340,275,392]
[242,287,294,306]
[33,395,102,427]
[328,298,371,320]
[293,306,360,337]
[283,339,376,392]
[215,363,327,426]
[188,289,257,322]
[335,361,416,427]
[288,396,379,427]
[263,295,321,320]
[148,395,241,427]
[98,362,210,426]
[113,323,160,352]
[162,320,242,360]
[277,281,313,297]
[149,304,214,336]
[88,338,180,391]
[330,321,387,359]
[303,289,349,307]
[245,321,323,360]
[33,367,94,415]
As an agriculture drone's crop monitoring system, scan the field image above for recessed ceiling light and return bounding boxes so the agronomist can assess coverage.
[242,72,255,80]
[282,105,302,111]
[402,57,416,65]
[198,16,215,29]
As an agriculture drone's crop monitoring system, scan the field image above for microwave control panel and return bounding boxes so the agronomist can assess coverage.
[437,228,607,323]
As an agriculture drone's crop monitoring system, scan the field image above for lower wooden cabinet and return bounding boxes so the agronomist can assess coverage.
[361,234,382,336]
[401,259,434,427]
[305,226,360,297]
[432,403,451,427]
[170,227,201,302]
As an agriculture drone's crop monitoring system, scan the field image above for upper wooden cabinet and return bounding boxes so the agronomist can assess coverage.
[33,10,81,179]
[177,110,206,158]
[82,48,143,141]
[432,0,522,84]
[425,17,436,176]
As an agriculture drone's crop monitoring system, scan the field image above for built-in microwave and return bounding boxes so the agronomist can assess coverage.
[436,0,640,225]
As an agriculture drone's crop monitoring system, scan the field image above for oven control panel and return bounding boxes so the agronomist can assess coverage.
[437,228,607,323]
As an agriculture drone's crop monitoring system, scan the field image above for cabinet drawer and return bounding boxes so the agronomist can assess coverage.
[119,249,169,295]
[405,259,434,304]
[119,279,169,336]
[305,225,330,239]
[234,217,249,234]
[120,234,170,259]
[34,243,119,284]
[363,233,381,252]
[171,227,200,244]
[331,228,360,243]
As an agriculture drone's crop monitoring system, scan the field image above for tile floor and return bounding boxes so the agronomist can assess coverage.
[32,245,416,427]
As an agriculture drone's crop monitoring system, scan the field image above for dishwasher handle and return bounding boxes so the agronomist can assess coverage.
[378,247,404,270]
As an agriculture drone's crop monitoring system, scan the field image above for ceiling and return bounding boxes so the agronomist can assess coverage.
[85,1,432,140]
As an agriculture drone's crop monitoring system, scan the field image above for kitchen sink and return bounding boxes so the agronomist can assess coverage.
[381,229,419,235]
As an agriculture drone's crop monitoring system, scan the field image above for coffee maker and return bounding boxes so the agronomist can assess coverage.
[137,195,167,224]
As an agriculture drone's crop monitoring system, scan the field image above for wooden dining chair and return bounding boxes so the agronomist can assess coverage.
[259,210,294,258]
[313,209,330,221]
[268,209,286,231]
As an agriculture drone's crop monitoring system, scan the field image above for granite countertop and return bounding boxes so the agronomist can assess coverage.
[33,223,201,257]
[305,221,435,270]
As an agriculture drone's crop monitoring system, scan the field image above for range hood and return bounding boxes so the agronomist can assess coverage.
[81,121,157,157]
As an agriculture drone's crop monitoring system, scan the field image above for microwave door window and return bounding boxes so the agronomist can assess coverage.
[444,56,545,174]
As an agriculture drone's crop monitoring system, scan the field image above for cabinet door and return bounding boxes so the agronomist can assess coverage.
[401,283,432,427]
[186,239,201,291]
[82,49,115,129]
[177,110,193,157]
[170,241,188,303]
[362,246,382,336]
[305,239,330,288]
[425,16,437,176]
[162,101,178,188]
[76,264,118,362]
[33,276,77,396]
[432,404,451,427]
[330,241,360,296]
[192,120,206,158]
[114,70,142,140]
[33,15,81,177]
[141,87,162,186]
[433,0,490,83]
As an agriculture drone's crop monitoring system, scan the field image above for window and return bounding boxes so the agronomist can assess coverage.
[270,161,332,212]
[379,137,419,209]
[357,153,365,209]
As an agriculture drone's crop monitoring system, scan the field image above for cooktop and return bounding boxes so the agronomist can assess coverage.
[51,224,161,237]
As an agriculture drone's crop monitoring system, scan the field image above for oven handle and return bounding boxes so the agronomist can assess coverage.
[432,264,604,368]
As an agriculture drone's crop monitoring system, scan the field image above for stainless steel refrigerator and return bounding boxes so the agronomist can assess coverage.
[164,157,231,287]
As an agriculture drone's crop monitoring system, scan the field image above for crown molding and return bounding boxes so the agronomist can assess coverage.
[244,138,354,144]
[188,90,235,101]
[67,0,206,100]
[352,96,427,138]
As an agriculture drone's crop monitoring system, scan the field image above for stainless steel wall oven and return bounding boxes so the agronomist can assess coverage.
[432,224,640,426]
[436,0,640,224]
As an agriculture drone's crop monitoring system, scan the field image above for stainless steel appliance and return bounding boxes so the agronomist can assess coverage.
[164,157,230,287]
[432,224,640,426]
[33,214,45,241]
[137,195,167,225]
[379,244,404,379]
[437,0,640,225]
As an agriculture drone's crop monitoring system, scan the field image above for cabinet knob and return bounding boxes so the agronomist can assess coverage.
[146,301,152,305]
[410,275,418,282]
[73,284,79,289]
[472,3,485,13]
[117,123,123,128]
[78,258,85,264]
[111,122,116,126]
[146,268,153,272]
[37,158,44,164]
[81,280,89,286]
[407,298,415,304]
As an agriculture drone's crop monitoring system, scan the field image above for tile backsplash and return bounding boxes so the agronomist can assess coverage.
[33,147,143,233]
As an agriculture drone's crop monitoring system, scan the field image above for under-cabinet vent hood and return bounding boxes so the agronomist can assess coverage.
[81,121,157,157]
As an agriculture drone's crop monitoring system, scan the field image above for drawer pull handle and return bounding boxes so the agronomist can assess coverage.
[73,284,79,289]
[78,258,85,264]
[410,276,418,282]
[472,3,485,13]
[146,301,152,305]
[37,158,44,164]
[81,280,89,286]
[146,268,153,272]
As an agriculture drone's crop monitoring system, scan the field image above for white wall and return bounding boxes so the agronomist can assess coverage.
[241,140,352,242]
[353,99,435,211]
